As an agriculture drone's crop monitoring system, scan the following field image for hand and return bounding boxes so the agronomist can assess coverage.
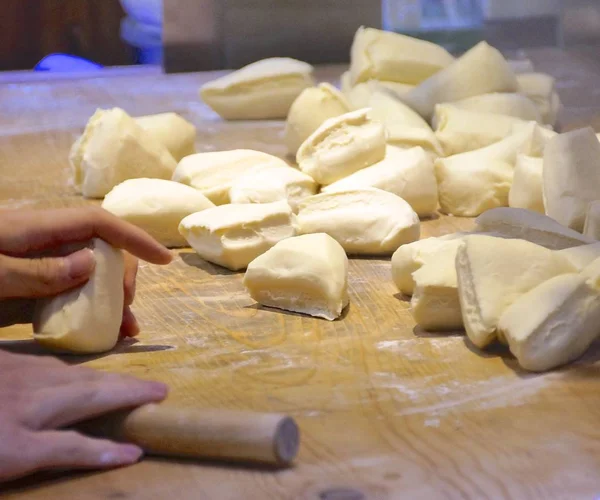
[0,207,172,335]
[0,349,168,482]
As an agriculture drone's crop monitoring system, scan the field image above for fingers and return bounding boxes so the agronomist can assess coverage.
[120,306,140,338]
[0,249,95,299]
[0,207,172,265]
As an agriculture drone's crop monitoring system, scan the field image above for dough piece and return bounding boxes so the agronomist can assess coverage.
[343,78,414,109]
[411,244,464,331]
[135,112,196,161]
[296,109,386,185]
[403,42,518,119]
[243,233,349,321]
[508,154,544,213]
[285,83,351,155]
[369,91,443,155]
[474,207,594,250]
[297,188,419,255]
[543,127,600,232]
[200,58,314,120]
[498,269,600,372]
[322,146,438,217]
[229,163,317,211]
[584,200,600,240]
[172,149,288,205]
[557,242,600,271]
[449,93,541,123]
[178,201,296,271]
[350,27,454,85]
[433,105,528,156]
[70,108,177,199]
[456,235,576,348]
[102,178,214,247]
[517,73,561,126]
[33,239,125,354]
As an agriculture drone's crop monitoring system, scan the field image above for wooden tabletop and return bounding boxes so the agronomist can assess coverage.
[1,51,599,499]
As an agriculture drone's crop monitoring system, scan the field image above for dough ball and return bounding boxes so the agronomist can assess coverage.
[342,76,414,109]
[508,155,544,214]
[449,93,541,123]
[516,72,561,127]
[135,112,196,162]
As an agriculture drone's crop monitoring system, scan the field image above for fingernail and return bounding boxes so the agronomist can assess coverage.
[101,445,143,466]
[146,381,169,398]
[65,249,95,279]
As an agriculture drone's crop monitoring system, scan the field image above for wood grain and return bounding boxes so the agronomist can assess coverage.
[0,55,599,499]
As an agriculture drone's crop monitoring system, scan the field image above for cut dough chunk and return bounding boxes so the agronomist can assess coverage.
[172,149,289,205]
[229,164,317,211]
[178,201,296,271]
[322,146,438,217]
[285,83,351,156]
[517,73,561,126]
[33,239,125,354]
[508,155,544,213]
[433,105,529,156]
[557,242,600,271]
[297,188,419,255]
[135,112,196,162]
[475,207,594,250]
[543,127,600,232]
[342,77,414,109]
[244,233,348,321]
[498,267,600,372]
[449,93,541,123]
[296,109,386,185]
[200,58,314,120]
[403,41,518,119]
[102,178,214,247]
[70,108,177,199]
[584,200,600,240]
[369,91,442,155]
[456,235,576,348]
[349,27,454,86]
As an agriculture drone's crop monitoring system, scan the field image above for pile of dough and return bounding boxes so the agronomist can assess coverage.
[474,207,594,250]
[368,91,442,155]
[178,201,296,271]
[322,146,438,217]
[296,108,386,185]
[449,93,541,123]
[200,58,314,120]
[172,149,288,205]
[543,127,600,232]
[102,178,214,247]
[285,83,351,155]
[455,235,576,348]
[243,233,349,321]
[584,201,600,240]
[297,188,419,255]
[135,112,196,161]
[70,108,177,198]
[433,105,528,156]
[508,154,544,213]
[516,73,561,126]
[341,74,414,109]
[229,164,317,211]
[403,41,518,119]
[498,258,600,371]
[33,239,125,354]
[349,26,454,86]
[557,242,600,271]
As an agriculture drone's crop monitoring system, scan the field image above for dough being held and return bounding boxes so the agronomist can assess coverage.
[70,108,177,198]
[200,58,314,120]
[173,149,288,205]
[508,155,544,213]
[102,178,214,247]
[322,146,438,217]
[33,239,125,354]
[449,93,541,123]
[179,201,296,271]
[244,233,349,321]
[296,109,386,185]
[297,188,419,255]
[135,112,196,161]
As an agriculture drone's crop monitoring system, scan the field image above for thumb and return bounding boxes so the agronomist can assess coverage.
[0,249,96,299]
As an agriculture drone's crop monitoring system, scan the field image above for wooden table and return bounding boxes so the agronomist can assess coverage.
[1,52,599,499]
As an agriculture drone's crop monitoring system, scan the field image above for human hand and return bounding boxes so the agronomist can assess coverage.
[0,349,168,482]
[0,207,172,335]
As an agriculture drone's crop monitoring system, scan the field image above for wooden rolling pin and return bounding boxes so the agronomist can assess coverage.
[78,404,300,467]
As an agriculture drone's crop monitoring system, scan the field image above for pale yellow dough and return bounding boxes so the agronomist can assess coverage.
[342,76,414,109]
[449,93,541,123]
[516,72,561,126]
[584,201,600,240]
[508,155,544,214]
[135,112,196,161]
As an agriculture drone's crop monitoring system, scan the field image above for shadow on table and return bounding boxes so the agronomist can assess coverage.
[179,251,239,276]
[244,302,350,321]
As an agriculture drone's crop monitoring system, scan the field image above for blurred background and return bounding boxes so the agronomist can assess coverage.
[2,0,600,72]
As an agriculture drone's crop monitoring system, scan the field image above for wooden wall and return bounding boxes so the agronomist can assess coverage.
[1,0,132,71]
